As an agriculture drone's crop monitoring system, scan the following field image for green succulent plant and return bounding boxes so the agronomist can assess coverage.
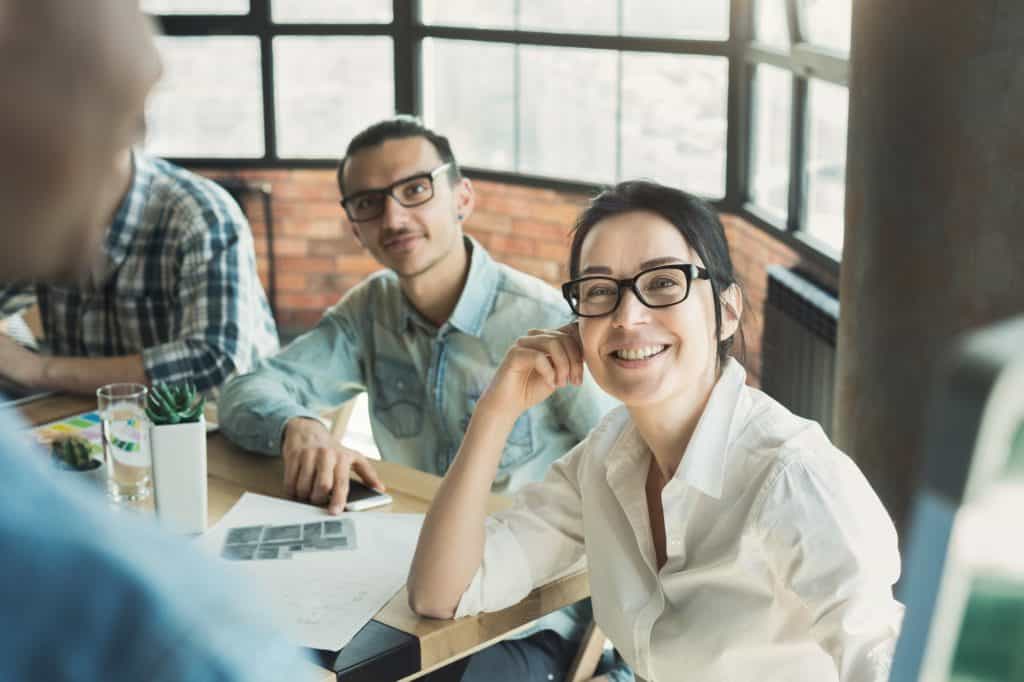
[146,382,205,426]
[51,435,101,471]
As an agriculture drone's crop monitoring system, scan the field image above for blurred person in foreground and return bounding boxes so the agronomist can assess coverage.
[0,1,305,679]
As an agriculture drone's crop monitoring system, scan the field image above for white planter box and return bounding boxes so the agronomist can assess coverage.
[150,418,207,535]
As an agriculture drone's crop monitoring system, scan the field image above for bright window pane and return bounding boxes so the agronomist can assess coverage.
[271,0,391,23]
[620,54,728,198]
[519,47,616,183]
[518,0,617,34]
[750,65,792,220]
[142,0,247,13]
[422,40,515,171]
[622,0,729,40]
[273,37,394,159]
[800,0,851,54]
[755,0,790,47]
[147,36,263,158]
[805,79,848,253]
[421,0,514,29]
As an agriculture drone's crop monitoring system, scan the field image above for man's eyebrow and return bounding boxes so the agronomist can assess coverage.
[345,168,435,197]
[579,265,612,275]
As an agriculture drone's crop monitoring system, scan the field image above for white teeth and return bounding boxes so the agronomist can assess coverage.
[613,345,667,361]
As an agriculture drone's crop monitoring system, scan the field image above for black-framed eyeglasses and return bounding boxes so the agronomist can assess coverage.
[340,162,453,222]
[561,264,711,318]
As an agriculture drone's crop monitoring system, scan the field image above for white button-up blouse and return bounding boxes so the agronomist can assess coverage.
[454,359,904,682]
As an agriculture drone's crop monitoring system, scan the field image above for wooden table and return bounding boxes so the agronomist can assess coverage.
[22,396,590,681]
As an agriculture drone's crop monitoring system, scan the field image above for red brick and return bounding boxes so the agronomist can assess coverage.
[278,217,345,239]
[335,255,385,276]
[276,272,307,292]
[489,234,536,258]
[536,240,569,264]
[463,210,513,234]
[277,256,338,274]
[277,292,341,310]
[511,218,571,243]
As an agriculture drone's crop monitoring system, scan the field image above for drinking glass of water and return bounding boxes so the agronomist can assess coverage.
[96,383,151,502]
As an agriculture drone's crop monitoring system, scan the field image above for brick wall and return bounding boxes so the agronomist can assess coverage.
[196,167,836,386]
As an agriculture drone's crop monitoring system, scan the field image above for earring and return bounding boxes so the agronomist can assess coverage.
[457,214,464,221]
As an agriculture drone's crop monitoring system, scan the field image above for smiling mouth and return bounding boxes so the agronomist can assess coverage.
[610,345,669,361]
[382,234,422,251]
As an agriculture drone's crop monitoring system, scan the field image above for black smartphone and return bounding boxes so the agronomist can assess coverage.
[345,479,392,511]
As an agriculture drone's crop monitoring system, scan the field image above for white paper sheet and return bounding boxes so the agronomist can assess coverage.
[198,492,423,651]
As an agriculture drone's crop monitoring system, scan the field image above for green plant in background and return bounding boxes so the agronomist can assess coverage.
[51,435,101,471]
[146,382,205,426]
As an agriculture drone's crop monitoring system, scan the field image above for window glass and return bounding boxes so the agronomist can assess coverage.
[271,0,391,24]
[620,53,728,197]
[517,0,617,35]
[799,0,851,54]
[755,0,790,48]
[273,37,394,159]
[518,46,617,183]
[422,39,516,171]
[622,0,729,40]
[805,78,848,253]
[142,0,247,14]
[147,36,264,158]
[750,64,792,220]
[420,0,515,29]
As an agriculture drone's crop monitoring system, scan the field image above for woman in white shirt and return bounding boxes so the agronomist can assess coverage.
[408,181,903,682]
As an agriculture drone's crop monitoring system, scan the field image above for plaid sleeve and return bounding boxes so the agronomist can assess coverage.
[142,186,275,393]
[0,284,37,320]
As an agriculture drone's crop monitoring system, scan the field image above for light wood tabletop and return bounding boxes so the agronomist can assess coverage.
[21,395,590,681]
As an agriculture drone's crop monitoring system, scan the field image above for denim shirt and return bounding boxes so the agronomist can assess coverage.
[219,237,617,496]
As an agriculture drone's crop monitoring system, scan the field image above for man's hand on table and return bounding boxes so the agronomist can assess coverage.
[0,334,43,388]
[281,416,385,515]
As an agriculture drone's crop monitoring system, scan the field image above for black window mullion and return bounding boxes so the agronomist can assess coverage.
[394,0,418,115]
[725,0,753,209]
[787,75,808,233]
[250,0,277,161]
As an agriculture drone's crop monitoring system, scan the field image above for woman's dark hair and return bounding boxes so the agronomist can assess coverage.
[569,180,744,368]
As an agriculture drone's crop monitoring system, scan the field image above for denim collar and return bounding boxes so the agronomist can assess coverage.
[399,235,500,338]
[103,148,155,275]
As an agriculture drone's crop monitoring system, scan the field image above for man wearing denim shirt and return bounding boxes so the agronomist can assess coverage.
[218,117,630,681]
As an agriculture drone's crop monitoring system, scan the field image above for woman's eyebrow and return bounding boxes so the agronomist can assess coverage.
[638,257,684,269]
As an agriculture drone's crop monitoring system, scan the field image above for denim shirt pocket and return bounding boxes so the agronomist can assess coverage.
[371,356,425,440]
[464,389,534,470]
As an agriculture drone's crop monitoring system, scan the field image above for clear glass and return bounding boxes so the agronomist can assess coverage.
[799,0,851,54]
[519,46,617,183]
[518,0,617,35]
[622,0,730,40]
[146,36,264,158]
[620,53,728,197]
[755,0,790,47]
[805,79,848,253]
[750,64,792,221]
[141,0,248,14]
[273,36,394,159]
[97,384,151,502]
[422,39,515,171]
[271,0,391,24]
[421,0,515,29]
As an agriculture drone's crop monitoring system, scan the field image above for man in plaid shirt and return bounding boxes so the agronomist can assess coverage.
[0,147,279,395]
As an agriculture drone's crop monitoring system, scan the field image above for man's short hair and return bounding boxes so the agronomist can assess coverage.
[336,115,461,195]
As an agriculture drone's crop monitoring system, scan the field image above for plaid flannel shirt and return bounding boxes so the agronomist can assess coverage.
[0,150,279,393]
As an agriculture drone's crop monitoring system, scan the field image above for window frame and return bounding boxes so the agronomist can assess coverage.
[153,0,846,272]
